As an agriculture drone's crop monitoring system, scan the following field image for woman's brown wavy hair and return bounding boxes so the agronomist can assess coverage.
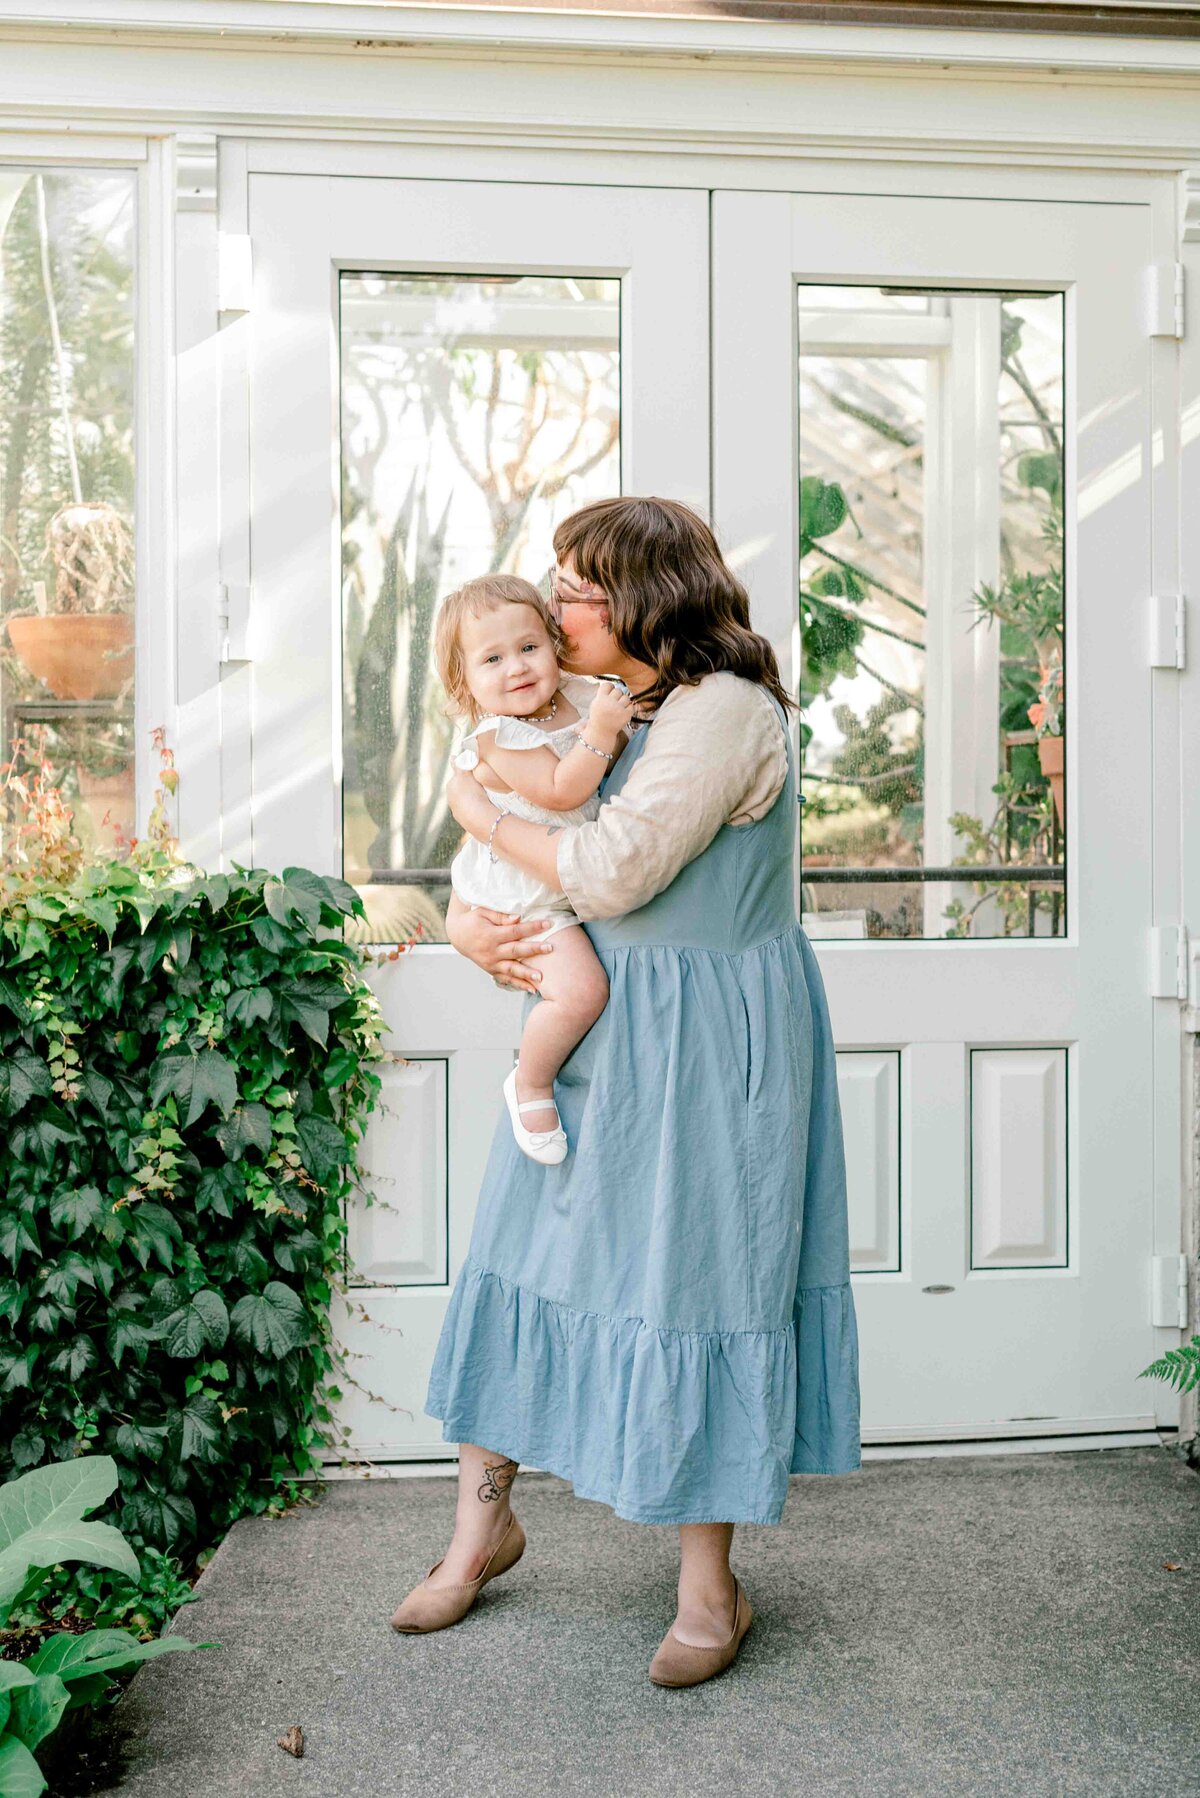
[552,496,795,715]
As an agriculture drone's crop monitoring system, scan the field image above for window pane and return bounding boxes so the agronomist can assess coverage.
[339,272,620,944]
[798,288,1065,941]
[0,170,136,852]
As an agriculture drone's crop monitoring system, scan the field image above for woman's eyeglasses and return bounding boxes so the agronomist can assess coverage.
[545,567,610,612]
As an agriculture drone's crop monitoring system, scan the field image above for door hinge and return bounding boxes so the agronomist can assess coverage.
[1149,593,1187,669]
[1149,923,1189,1000]
[218,232,252,316]
[1151,1254,1189,1329]
[1144,261,1185,338]
[218,581,253,664]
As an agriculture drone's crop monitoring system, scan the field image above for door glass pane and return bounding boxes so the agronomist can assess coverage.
[0,169,137,855]
[340,273,620,944]
[797,287,1065,941]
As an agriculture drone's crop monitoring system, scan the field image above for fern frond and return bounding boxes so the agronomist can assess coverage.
[1140,1335,1200,1393]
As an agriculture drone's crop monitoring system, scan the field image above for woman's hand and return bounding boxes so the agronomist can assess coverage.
[447,769,502,843]
[446,895,554,995]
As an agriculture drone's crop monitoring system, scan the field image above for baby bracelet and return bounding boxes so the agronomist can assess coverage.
[486,808,506,864]
[574,731,614,762]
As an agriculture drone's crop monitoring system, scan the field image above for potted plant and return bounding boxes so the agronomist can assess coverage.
[1027,656,1064,825]
[6,499,134,701]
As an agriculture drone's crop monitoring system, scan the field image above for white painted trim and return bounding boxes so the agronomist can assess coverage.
[8,1,1200,82]
[0,130,147,161]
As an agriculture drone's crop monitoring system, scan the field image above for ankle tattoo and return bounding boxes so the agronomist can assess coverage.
[477,1457,518,1504]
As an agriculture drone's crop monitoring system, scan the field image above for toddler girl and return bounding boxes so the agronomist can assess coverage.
[434,573,637,1165]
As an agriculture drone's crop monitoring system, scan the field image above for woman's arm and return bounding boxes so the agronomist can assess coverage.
[558,674,789,919]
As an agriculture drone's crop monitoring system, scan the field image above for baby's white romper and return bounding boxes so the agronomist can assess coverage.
[449,675,603,940]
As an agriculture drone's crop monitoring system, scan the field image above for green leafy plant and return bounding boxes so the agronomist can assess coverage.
[0,1456,206,1798]
[0,731,386,1566]
[1140,1335,1200,1395]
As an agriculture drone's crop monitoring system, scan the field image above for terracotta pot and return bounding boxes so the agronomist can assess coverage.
[6,614,133,701]
[73,762,134,848]
[1037,732,1064,824]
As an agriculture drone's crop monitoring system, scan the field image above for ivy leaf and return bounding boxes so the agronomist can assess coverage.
[114,1421,167,1458]
[123,1489,196,1551]
[77,1066,115,1119]
[223,1235,269,1284]
[171,1396,223,1462]
[49,1185,104,1241]
[122,1203,182,1272]
[230,1281,312,1358]
[296,1113,349,1183]
[148,1049,238,1128]
[264,869,326,935]
[11,1429,45,1471]
[278,991,332,1046]
[250,915,295,954]
[214,1102,273,1161]
[195,1165,240,1218]
[161,1289,229,1359]
[0,1347,37,1393]
[273,1228,321,1273]
[0,1047,52,1115]
[10,1109,77,1167]
[0,973,34,1026]
[107,1314,161,1369]
[225,986,272,1027]
[0,1277,25,1324]
[318,1046,359,1089]
[46,1335,98,1383]
[0,1211,40,1269]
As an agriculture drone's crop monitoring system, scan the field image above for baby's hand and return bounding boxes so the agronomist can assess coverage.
[586,681,640,742]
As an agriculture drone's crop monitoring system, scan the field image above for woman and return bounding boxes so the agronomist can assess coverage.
[391,496,861,1688]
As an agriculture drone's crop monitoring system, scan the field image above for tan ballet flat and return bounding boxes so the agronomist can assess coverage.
[389,1512,526,1634]
[648,1578,753,1688]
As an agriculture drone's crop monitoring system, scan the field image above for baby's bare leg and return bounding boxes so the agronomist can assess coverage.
[516,924,608,1132]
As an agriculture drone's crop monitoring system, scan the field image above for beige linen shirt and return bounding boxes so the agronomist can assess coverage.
[557,671,789,923]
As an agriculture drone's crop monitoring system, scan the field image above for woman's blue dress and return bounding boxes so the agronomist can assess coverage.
[426,692,861,1524]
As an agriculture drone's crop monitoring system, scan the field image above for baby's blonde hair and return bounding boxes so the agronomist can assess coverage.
[434,573,566,724]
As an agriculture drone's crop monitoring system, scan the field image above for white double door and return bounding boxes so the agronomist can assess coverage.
[242,164,1168,1459]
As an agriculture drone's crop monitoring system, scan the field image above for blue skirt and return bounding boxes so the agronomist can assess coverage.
[426,923,862,1526]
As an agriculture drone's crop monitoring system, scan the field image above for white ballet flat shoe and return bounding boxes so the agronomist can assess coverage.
[503,1068,568,1166]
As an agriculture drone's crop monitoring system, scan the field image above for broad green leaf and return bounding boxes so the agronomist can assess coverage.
[0,1735,46,1798]
[148,1049,238,1128]
[215,1103,272,1161]
[48,1186,104,1241]
[273,1229,320,1273]
[123,1490,196,1551]
[173,1397,222,1462]
[0,1455,120,1552]
[45,1335,98,1383]
[0,1280,23,1326]
[161,1289,229,1359]
[277,993,332,1046]
[264,869,326,935]
[8,1671,69,1752]
[0,1048,52,1116]
[123,1203,182,1273]
[296,1113,349,1183]
[799,475,848,545]
[0,1667,36,1693]
[114,1421,167,1458]
[0,1213,39,1270]
[230,1281,312,1358]
[29,1630,200,1683]
[0,1517,139,1613]
[225,986,272,1027]
[11,1431,45,1472]
[77,1065,115,1117]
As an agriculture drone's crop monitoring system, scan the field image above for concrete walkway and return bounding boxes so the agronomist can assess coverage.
[69,1447,1199,1798]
